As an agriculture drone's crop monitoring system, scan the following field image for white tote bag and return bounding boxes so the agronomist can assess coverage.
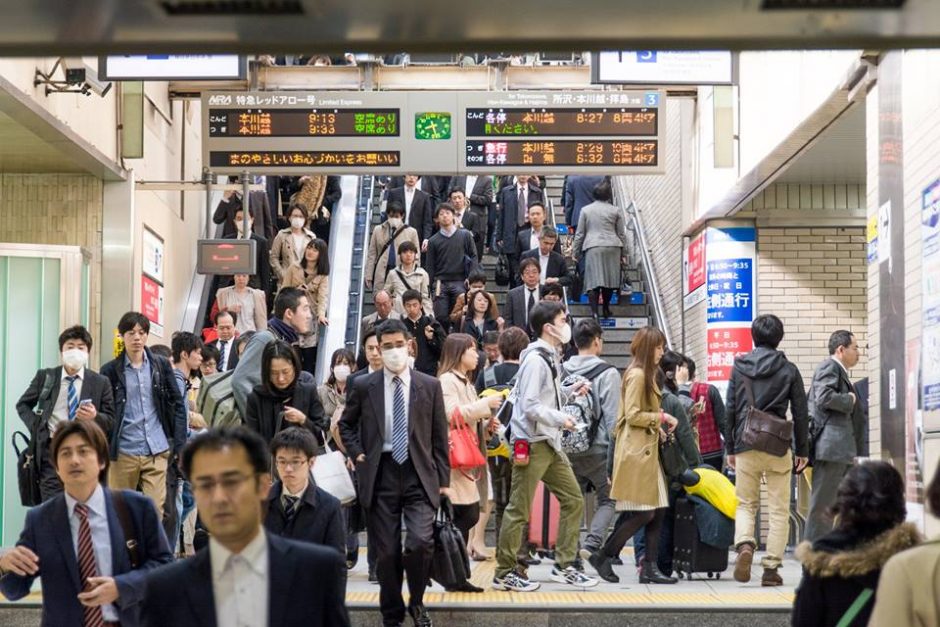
[311,441,357,505]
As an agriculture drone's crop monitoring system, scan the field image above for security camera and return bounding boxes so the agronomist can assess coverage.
[62,57,112,97]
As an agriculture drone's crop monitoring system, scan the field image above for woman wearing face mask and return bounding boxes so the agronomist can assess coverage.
[281,238,331,375]
[437,334,503,592]
[364,201,419,293]
[270,202,316,291]
[245,340,328,450]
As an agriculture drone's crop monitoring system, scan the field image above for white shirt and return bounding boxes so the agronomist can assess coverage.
[65,485,117,621]
[404,186,416,222]
[539,252,550,283]
[51,367,85,432]
[382,367,411,452]
[831,356,849,376]
[529,230,541,251]
[210,529,269,627]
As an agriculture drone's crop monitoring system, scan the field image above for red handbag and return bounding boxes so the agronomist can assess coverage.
[448,409,486,475]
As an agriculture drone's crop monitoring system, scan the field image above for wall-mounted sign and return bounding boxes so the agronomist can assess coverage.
[140,275,165,338]
[196,239,257,275]
[100,55,246,81]
[593,51,735,86]
[141,227,164,284]
[683,231,706,310]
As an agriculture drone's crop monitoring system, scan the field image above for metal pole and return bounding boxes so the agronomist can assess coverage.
[241,171,251,239]
[205,171,213,239]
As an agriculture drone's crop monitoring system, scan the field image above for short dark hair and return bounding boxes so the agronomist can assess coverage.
[51,420,109,483]
[530,300,565,338]
[540,284,565,301]
[467,270,487,286]
[539,226,558,240]
[751,314,784,349]
[270,427,319,460]
[201,343,221,366]
[401,289,422,305]
[527,202,545,214]
[592,178,613,202]
[519,257,540,275]
[234,205,255,219]
[118,311,150,336]
[828,330,855,355]
[274,287,306,320]
[498,327,529,360]
[386,201,405,217]
[435,202,456,217]
[449,187,466,197]
[927,460,940,517]
[398,240,418,256]
[362,326,379,346]
[215,309,237,327]
[234,331,255,354]
[686,356,697,380]
[59,325,93,351]
[171,331,204,362]
[261,340,301,395]
[483,331,500,346]
[831,461,906,537]
[181,426,270,481]
[573,318,603,349]
[149,344,172,360]
[376,318,412,342]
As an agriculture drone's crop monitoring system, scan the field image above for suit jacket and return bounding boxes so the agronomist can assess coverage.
[0,489,173,627]
[563,175,607,228]
[16,366,115,447]
[448,176,494,214]
[386,186,434,242]
[213,191,275,240]
[338,369,450,509]
[502,284,540,337]
[100,348,188,460]
[264,480,345,556]
[496,183,544,253]
[571,200,630,259]
[358,311,402,346]
[207,338,237,372]
[141,532,349,627]
[516,227,562,255]
[520,248,573,287]
[457,211,482,243]
[388,176,449,206]
[808,358,865,463]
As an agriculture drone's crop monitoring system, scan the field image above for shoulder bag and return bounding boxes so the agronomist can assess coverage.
[110,490,142,569]
[448,408,486,478]
[739,375,794,457]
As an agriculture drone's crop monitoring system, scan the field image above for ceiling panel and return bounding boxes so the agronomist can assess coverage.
[775,103,866,184]
[0,109,89,173]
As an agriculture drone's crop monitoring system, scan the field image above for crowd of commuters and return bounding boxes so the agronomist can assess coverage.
[3,168,937,627]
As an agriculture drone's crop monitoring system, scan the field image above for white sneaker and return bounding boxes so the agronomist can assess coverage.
[492,571,541,592]
[550,565,599,588]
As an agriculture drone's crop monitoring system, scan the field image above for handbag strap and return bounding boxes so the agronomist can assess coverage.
[835,588,873,627]
[110,490,141,569]
[12,431,30,456]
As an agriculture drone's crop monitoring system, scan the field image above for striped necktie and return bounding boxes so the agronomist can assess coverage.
[391,376,409,464]
[283,494,299,524]
[66,375,79,421]
[75,503,106,627]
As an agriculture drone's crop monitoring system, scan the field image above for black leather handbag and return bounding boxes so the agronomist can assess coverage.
[13,430,41,506]
[659,430,689,480]
[429,499,472,588]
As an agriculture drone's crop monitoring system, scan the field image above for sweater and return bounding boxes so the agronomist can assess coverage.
[425,229,476,284]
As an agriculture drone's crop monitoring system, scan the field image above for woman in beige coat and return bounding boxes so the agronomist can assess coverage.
[279,238,330,374]
[215,273,267,333]
[869,462,940,627]
[438,333,502,592]
[586,325,679,585]
[270,202,317,290]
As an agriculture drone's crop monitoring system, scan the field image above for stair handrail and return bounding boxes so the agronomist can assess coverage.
[348,176,377,350]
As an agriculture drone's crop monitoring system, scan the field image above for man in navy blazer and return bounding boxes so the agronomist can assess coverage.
[0,420,173,627]
[142,426,349,627]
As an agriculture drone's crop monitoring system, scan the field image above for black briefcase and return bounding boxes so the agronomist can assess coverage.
[13,431,41,506]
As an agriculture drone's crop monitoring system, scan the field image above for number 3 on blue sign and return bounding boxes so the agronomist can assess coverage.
[645,92,659,107]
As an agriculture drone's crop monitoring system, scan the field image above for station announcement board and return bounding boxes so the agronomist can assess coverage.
[202,90,664,175]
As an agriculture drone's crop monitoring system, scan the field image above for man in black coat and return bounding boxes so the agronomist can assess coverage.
[496,176,544,287]
[520,227,572,288]
[16,325,115,502]
[386,175,434,247]
[339,320,450,627]
[400,289,446,373]
[448,175,494,254]
[213,180,275,241]
[143,427,349,627]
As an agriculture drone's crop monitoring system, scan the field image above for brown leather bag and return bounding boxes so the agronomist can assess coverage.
[739,375,793,457]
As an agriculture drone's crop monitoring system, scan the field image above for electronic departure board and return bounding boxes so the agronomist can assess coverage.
[465,108,657,137]
[208,109,400,137]
[209,151,401,168]
[466,140,658,167]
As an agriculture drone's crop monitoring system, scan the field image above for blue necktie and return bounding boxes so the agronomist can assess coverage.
[218,340,228,370]
[66,375,79,421]
[391,376,409,464]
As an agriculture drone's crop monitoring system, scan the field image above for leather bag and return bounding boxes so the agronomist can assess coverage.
[659,430,689,479]
[448,408,486,475]
[739,375,793,457]
[13,431,41,507]
[429,498,472,588]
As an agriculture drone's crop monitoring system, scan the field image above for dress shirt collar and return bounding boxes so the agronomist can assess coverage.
[210,528,267,580]
[65,483,106,520]
[282,481,308,500]
[62,367,86,381]
[831,355,850,375]
[384,367,411,387]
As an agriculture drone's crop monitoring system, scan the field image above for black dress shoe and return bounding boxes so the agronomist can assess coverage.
[587,551,620,584]
[408,604,433,627]
[610,556,623,566]
[445,581,484,593]
[368,567,378,583]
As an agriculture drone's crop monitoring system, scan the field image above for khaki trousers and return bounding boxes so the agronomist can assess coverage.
[733,449,792,569]
[109,451,170,519]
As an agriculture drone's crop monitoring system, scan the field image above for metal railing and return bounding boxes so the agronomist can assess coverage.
[345,176,378,351]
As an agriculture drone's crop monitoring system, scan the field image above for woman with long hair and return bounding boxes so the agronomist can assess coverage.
[281,238,330,374]
[585,326,679,584]
[270,202,316,290]
[437,333,503,592]
[461,289,502,349]
[794,462,921,626]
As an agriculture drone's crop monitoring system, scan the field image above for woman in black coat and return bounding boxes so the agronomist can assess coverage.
[460,289,501,348]
[792,462,921,627]
[245,340,327,450]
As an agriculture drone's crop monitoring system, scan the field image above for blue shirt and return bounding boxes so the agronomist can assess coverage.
[118,352,169,456]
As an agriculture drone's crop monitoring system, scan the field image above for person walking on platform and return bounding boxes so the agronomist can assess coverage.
[0,420,173,627]
[339,320,450,627]
[16,325,115,502]
[449,187,485,260]
[726,314,810,587]
[279,238,330,375]
[678,357,728,472]
[805,330,866,543]
[425,202,478,326]
[493,301,598,592]
[142,427,349,627]
[571,179,629,320]
[516,203,558,256]
[102,311,188,522]
[366,201,420,293]
[586,326,679,585]
[461,288,503,349]
[269,202,316,292]
[385,240,433,317]
[496,175,544,288]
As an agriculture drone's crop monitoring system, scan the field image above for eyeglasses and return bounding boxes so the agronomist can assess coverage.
[192,472,258,496]
[275,459,309,470]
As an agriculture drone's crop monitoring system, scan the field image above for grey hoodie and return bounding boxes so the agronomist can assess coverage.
[509,339,574,450]
[561,354,620,454]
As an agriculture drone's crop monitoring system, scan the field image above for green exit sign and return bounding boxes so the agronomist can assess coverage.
[415,112,451,140]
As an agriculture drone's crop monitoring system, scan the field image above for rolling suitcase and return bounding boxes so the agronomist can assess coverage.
[673,496,729,579]
[528,482,560,553]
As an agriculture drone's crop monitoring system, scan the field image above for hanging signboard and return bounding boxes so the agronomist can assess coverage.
[593,51,736,86]
[683,231,706,310]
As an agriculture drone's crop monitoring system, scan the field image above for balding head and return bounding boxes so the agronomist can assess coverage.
[374,290,392,318]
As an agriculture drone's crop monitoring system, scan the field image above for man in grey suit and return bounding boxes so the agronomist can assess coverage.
[502,257,542,339]
[805,329,865,542]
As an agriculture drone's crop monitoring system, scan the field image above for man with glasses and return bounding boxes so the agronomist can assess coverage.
[142,426,349,626]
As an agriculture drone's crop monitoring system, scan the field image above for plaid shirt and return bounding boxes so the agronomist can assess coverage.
[692,382,723,455]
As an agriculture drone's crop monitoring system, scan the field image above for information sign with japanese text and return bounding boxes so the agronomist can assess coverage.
[140,275,165,338]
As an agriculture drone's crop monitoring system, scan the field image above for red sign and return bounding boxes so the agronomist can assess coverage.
[140,275,164,333]
[706,326,752,383]
[686,232,706,294]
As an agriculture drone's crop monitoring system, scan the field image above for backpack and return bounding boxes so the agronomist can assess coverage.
[196,369,243,428]
[559,362,616,455]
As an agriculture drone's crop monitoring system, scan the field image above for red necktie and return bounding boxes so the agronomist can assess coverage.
[75,503,106,627]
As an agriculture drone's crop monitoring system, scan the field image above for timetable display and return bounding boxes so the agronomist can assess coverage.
[209,150,401,168]
[466,140,658,168]
[207,109,400,137]
[465,108,657,137]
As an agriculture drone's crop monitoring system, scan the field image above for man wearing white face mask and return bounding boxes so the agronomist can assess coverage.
[365,201,419,293]
[16,325,115,502]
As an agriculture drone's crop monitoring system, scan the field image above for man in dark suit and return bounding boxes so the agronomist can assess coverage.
[563,175,607,231]
[388,175,450,207]
[520,227,572,288]
[213,178,276,241]
[219,205,273,301]
[448,176,493,258]
[339,320,450,627]
[0,420,173,627]
[496,176,544,288]
[502,257,543,339]
[516,204,561,256]
[207,310,238,372]
[142,427,350,627]
[448,187,484,260]
[386,175,434,247]
[805,329,865,542]
[16,325,115,502]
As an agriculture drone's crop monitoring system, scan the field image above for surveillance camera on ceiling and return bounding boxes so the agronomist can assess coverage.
[62,57,112,97]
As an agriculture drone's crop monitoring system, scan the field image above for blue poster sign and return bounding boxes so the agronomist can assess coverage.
[706,258,753,323]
